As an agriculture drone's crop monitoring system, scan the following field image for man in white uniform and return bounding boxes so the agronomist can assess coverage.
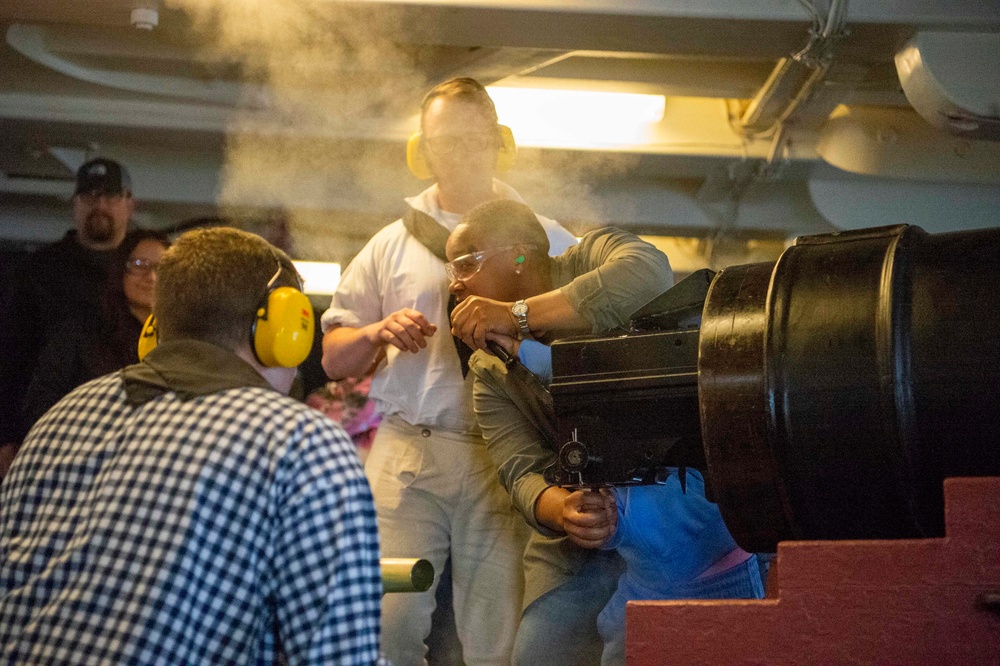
[321,78,576,665]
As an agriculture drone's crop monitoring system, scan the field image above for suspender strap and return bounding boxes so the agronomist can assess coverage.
[402,206,450,262]
[401,206,475,377]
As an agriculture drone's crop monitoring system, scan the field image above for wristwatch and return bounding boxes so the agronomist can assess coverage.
[511,300,531,339]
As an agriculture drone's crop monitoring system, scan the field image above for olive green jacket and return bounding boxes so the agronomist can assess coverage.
[469,226,673,607]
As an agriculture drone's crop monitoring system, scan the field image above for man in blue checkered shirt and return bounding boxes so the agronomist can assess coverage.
[0,227,383,665]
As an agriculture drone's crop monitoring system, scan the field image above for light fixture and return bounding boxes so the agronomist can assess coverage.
[292,260,341,296]
[130,1,160,30]
[486,87,666,149]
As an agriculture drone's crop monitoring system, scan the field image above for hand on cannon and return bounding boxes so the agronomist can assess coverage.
[562,488,618,549]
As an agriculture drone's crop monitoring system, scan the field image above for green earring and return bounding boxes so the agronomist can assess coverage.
[515,255,525,264]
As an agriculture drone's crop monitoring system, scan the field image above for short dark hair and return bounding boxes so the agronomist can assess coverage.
[420,77,499,130]
[460,199,550,254]
[154,227,299,351]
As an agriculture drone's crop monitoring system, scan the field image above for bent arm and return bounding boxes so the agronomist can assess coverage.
[321,308,437,380]
[472,364,617,549]
[471,351,561,536]
[517,289,588,338]
[551,226,674,334]
[321,324,386,380]
[452,228,673,349]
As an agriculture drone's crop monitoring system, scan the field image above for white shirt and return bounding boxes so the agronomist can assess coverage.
[322,181,577,432]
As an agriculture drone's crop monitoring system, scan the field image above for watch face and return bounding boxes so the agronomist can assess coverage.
[513,302,528,316]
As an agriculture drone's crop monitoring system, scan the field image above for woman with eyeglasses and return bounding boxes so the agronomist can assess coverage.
[22,229,170,430]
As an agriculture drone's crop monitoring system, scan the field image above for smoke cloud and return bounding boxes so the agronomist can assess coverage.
[164,0,653,259]
[164,0,429,262]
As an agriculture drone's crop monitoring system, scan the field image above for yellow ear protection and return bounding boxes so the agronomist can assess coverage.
[406,125,517,180]
[137,313,158,361]
[251,251,315,368]
[136,250,315,368]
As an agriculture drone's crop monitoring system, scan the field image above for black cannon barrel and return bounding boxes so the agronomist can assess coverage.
[700,224,1000,552]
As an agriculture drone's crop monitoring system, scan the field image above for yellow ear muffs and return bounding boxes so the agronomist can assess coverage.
[252,286,315,368]
[406,125,517,180]
[135,256,314,368]
[407,132,432,180]
[137,313,158,361]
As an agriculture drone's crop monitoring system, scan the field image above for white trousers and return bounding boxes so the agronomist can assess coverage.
[367,415,529,666]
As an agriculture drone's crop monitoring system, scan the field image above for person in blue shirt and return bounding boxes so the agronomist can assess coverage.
[446,199,765,666]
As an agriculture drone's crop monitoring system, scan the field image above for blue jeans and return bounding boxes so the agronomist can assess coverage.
[597,554,765,666]
[512,551,625,666]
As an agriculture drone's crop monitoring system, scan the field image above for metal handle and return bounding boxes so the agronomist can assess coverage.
[487,340,515,367]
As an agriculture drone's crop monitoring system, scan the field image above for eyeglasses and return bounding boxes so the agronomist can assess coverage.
[425,133,497,156]
[124,258,160,276]
[445,245,535,282]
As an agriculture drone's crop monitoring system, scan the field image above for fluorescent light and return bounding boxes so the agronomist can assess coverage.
[292,260,341,296]
[487,87,666,149]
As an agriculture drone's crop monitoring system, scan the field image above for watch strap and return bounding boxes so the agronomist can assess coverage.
[513,300,531,338]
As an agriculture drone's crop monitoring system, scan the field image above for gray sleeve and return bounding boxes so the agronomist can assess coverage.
[558,227,674,333]
[470,351,563,537]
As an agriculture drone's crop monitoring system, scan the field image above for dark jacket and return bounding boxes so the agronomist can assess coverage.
[22,310,145,430]
[0,231,117,441]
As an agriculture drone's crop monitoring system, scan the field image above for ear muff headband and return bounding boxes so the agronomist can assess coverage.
[252,253,315,368]
[135,252,316,369]
[406,125,517,180]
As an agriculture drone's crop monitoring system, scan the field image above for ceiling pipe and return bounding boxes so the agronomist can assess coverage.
[131,6,160,31]
[4,23,268,109]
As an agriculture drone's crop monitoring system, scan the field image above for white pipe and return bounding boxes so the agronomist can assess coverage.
[5,23,270,109]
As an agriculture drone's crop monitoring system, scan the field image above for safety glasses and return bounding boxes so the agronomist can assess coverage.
[445,245,536,282]
[425,133,497,156]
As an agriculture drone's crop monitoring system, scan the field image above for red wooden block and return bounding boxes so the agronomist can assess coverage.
[627,477,1000,665]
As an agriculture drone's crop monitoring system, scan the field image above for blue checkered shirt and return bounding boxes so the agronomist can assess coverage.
[1,373,383,665]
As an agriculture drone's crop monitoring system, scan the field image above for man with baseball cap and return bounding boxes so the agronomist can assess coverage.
[0,157,140,471]
[71,157,135,250]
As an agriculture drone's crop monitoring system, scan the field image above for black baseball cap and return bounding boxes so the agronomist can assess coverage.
[74,158,132,196]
